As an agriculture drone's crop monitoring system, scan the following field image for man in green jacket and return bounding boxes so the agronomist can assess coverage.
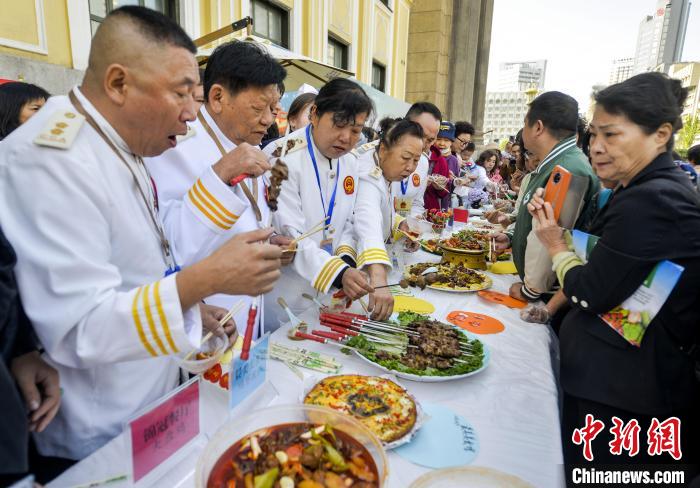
[494,91,598,303]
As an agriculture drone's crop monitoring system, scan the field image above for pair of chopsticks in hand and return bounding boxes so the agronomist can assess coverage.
[184,300,245,360]
[281,216,331,254]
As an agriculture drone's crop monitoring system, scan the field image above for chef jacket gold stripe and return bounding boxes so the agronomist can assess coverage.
[131,287,158,357]
[335,245,357,260]
[142,284,168,355]
[317,258,346,292]
[357,254,391,268]
[154,280,179,354]
[187,188,230,230]
[189,182,237,229]
[195,180,239,221]
[313,257,346,292]
[357,248,390,264]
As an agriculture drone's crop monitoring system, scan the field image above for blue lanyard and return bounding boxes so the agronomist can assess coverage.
[400,179,408,195]
[306,125,340,225]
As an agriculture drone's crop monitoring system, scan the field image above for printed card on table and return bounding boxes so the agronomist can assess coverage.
[571,230,684,346]
[128,377,200,483]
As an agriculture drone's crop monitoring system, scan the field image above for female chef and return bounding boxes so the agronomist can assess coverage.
[265,78,375,324]
[353,118,424,319]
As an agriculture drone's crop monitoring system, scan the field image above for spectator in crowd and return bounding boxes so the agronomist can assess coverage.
[672,150,698,188]
[492,91,598,303]
[451,120,475,156]
[434,121,460,208]
[360,125,379,144]
[405,102,441,216]
[477,149,503,185]
[0,81,50,140]
[688,143,700,172]
[194,67,205,111]
[425,140,450,211]
[454,149,495,208]
[528,71,700,483]
[575,115,587,147]
[286,92,315,133]
[460,141,476,167]
[1,226,61,485]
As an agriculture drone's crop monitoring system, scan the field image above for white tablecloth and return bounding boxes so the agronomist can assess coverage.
[48,249,565,488]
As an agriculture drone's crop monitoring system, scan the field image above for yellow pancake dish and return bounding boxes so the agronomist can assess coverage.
[488,261,518,274]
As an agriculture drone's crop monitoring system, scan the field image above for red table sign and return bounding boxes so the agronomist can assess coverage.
[129,380,200,482]
[453,207,469,223]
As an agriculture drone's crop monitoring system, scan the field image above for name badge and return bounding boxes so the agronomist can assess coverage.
[394,196,413,217]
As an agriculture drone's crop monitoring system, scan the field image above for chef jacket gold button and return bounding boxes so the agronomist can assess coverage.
[571,296,578,304]
[581,300,589,308]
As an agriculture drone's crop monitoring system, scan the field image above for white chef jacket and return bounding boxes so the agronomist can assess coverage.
[354,140,428,218]
[455,161,490,198]
[145,106,268,335]
[353,155,404,269]
[263,127,359,323]
[0,88,201,459]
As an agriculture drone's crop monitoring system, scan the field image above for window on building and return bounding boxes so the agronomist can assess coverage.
[371,62,386,92]
[89,0,178,36]
[251,0,289,48]
[327,36,348,70]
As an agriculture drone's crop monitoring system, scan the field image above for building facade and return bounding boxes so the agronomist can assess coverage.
[404,0,494,132]
[608,57,634,85]
[633,0,690,75]
[0,0,413,100]
[482,91,530,145]
[668,62,700,121]
[496,60,546,92]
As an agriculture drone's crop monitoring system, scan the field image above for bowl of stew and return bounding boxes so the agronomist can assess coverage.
[196,404,388,487]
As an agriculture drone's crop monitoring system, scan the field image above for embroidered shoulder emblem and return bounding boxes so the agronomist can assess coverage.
[271,137,306,157]
[369,166,382,180]
[34,110,85,149]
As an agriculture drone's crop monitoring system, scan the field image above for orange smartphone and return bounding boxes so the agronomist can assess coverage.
[543,165,590,229]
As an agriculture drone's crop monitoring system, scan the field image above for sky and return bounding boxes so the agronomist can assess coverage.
[487,0,700,114]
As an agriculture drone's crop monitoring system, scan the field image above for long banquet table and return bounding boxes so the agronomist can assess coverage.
[48,248,565,488]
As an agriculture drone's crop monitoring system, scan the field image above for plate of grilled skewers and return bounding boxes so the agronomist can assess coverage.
[403,262,492,293]
[293,311,489,382]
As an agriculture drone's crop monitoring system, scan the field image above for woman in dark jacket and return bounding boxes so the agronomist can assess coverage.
[528,73,700,484]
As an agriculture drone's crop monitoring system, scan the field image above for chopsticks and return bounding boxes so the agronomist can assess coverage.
[184,300,245,360]
[280,218,331,254]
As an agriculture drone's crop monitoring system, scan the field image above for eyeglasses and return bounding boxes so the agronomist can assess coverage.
[524,150,534,160]
[456,137,470,147]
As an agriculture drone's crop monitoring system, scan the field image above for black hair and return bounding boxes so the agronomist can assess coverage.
[405,102,441,122]
[203,40,287,100]
[109,6,196,54]
[595,72,687,151]
[362,126,379,142]
[576,116,588,147]
[0,81,50,140]
[464,142,476,152]
[476,149,499,176]
[261,122,280,148]
[688,144,700,164]
[377,117,424,150]
[526,91,579,141]
[313,78,374,126]
[287,92,316,121]
[454,121,475,137]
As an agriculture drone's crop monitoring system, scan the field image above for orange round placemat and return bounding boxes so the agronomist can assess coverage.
[477,290,527,309]
[446,311,505,334]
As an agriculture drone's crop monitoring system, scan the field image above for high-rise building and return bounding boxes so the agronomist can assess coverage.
[608,57,635,85]
[496,60,547,92]
[482,91,530,144]
[633,0,691,75]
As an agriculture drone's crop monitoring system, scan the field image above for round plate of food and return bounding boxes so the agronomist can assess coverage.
[346,312,490,383]
[404,262,492,292]
[419,238,442,255]
[303,374,424,448]
[438,229,490,255]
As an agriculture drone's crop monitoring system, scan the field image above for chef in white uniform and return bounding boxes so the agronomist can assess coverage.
[353,119,424,319]
[147,40,290,337]
[264,79,376,324]
[0,8,282,461]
